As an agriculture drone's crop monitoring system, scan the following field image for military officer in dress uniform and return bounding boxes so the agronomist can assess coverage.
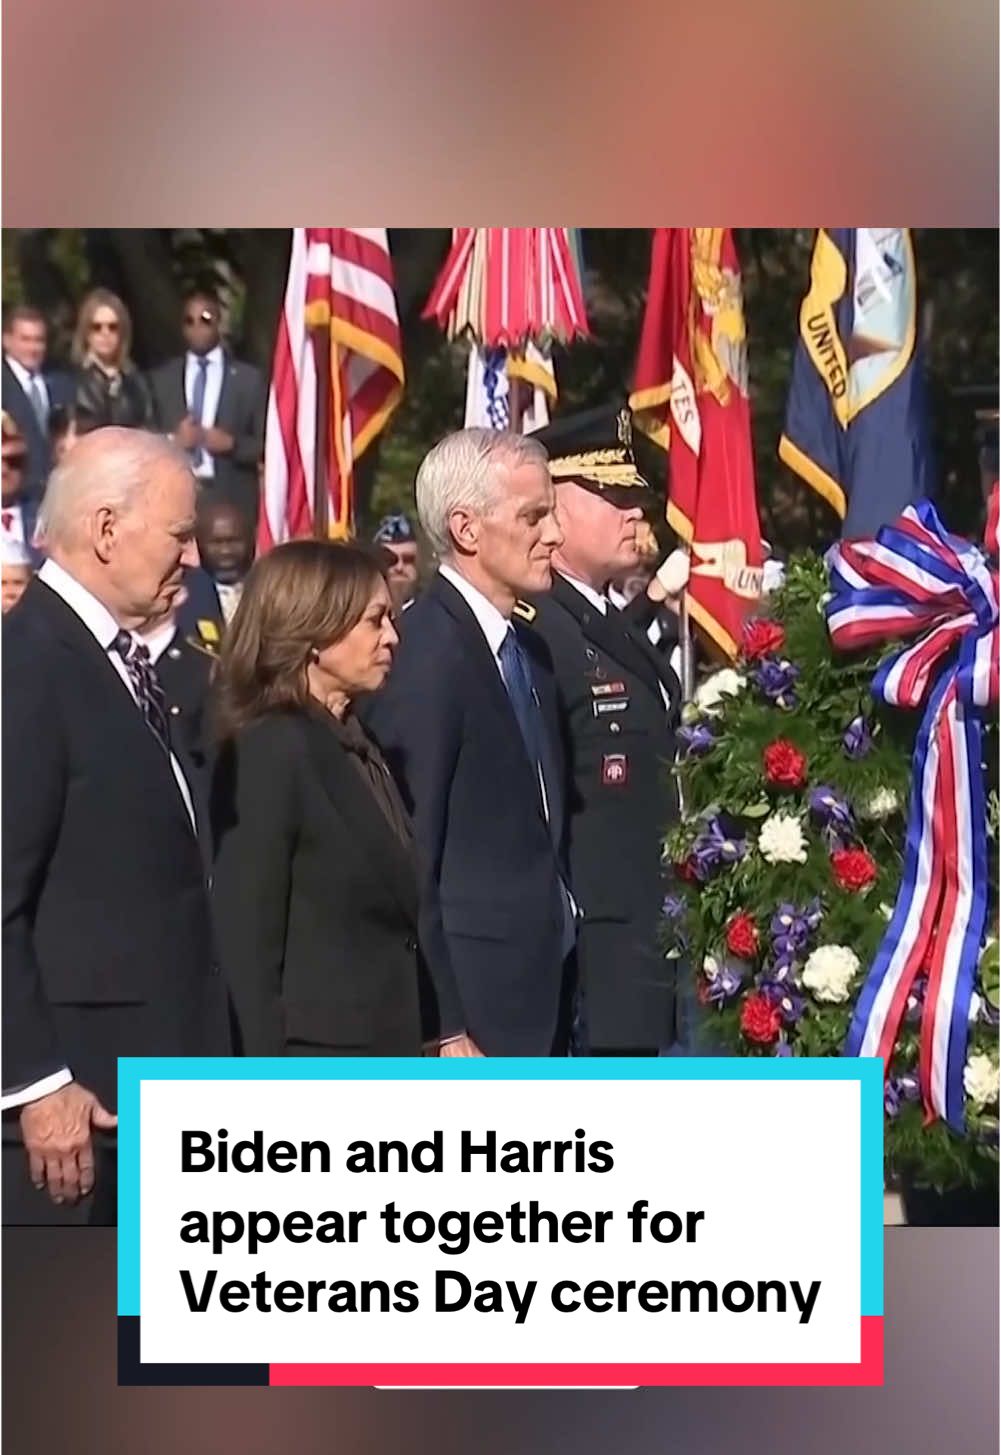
[521,404,682,1056]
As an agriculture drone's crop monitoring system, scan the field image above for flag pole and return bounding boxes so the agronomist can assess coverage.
[679,555,695,702]
[310,325,330,540]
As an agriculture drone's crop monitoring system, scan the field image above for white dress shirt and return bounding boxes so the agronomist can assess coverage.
[215,580,243,626]
[5,353,50,422]
[0,563,199,1111]
[184,346,224,479]
[141,615,179,665]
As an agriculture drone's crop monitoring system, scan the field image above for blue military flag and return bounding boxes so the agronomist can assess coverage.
[779,228,934,539]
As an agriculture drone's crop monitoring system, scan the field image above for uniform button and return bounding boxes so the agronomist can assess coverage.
[169,704,181,716]
[609,721,621,734]
[168,646,182,660]
[405,936,417,952]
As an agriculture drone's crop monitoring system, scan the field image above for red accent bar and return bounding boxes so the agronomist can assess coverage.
[270,1316,883,1388]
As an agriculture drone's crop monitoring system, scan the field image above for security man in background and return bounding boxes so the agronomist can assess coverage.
[522,405,682,1056]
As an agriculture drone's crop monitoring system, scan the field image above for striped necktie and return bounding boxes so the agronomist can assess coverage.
[111,630,171,756]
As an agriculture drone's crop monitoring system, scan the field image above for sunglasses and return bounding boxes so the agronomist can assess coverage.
[184,310,216,326]
[90,319,120,333]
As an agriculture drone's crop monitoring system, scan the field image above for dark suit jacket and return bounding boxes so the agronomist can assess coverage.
[527,574,682,1047]
[361,572,572,1056]
[210,708,422,1057]
[147,352,265,523]
[1,360,73,497]
[154,626,216,795]
[1,579,230,1117]
[174,565,225,641]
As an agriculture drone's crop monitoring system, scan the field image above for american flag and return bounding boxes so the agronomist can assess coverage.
[259,228,405,549]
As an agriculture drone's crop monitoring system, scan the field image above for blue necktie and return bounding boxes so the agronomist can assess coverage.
[499,628,576,956]
[27,374,47,432]
[189,357,209,470]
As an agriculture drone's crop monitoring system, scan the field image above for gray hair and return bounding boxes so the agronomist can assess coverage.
[415,428,549,559]
[37,427,193,550]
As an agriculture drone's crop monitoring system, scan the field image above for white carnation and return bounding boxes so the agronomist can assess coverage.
[861,787,900,821]
[802,944,860,1003]
[694,668,745,714]
[758,812,808,865]
[969,992,983,1024]
[963,1053,1000,1109]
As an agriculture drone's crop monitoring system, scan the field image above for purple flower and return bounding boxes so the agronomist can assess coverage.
[770,899,823,957]
[885,1072,920,1118]
[774,1041,794,1057]
[691,816,746,880]
[754,657,799,708]
[678,723,716,757]
[767,950,799,984]
[904,976,927,1026]
[704,958,744,1004]
[843,715,874,760]
[661,894,686,920]
[809,785,855,846]
[761,981,806,1025]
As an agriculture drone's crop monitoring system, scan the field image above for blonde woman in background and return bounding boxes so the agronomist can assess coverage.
[72,288,152,434]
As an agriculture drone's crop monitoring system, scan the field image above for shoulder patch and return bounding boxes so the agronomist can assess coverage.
[512,599,537,624]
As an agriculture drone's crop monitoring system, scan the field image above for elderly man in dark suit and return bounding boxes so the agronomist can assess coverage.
[148,290,265,529]
[2,426,230,1225]
[363,428,577,1058]
[1,304,73,499]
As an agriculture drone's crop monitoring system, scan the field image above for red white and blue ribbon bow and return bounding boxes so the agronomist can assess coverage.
[826,499,999,1130]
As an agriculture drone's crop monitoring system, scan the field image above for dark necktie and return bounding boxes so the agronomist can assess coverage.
[112,630,171,756]
[189,357,209,470]
[498,628,576,955]
[499,627,546,802]
[27,374,47,432]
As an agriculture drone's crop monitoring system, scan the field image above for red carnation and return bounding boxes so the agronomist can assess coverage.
[743,618,786,661]
[763,739,808,789]
[831,847,878,892]
[740,992,783,1045]
[674,857,699,884]
[726,913,760,960]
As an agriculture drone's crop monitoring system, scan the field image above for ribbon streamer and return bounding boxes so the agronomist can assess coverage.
[826,500,998,1130]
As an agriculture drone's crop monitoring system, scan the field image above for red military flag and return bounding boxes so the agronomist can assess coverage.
[259,228,405,549]
[630,228,763,659]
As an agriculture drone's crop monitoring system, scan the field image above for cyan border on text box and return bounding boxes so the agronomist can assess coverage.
[117,1056,883,1325]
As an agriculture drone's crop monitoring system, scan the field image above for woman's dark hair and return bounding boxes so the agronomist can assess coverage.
[213,539,386,740]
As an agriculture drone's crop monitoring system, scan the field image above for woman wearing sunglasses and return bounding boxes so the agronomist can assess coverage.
[71,288,153,434]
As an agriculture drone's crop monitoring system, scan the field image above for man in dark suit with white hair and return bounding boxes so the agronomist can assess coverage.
[363,428,577,1057]
[2,426,230,1224]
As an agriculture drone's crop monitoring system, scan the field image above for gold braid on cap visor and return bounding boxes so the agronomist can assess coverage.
[547,449,649,489]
